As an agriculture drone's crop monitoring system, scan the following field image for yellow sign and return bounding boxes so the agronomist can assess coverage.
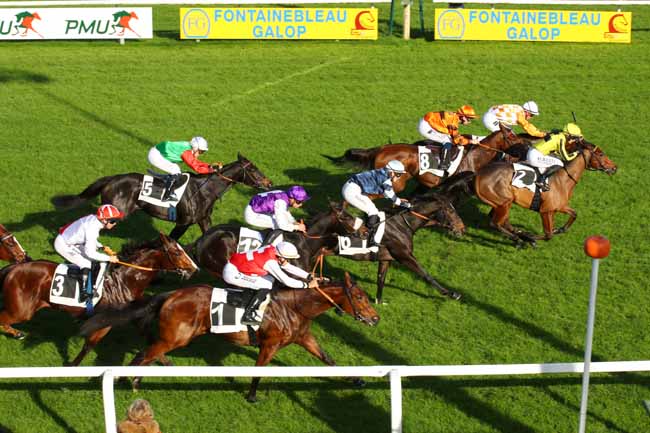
[434,9,631,43]
[180,7,378,40]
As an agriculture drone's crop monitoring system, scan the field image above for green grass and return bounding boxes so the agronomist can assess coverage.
[1,3,649,432]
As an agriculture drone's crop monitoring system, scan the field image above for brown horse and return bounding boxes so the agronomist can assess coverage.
[0,233,198,366]
[80,272,379,402]
[474,140,617,247]
[324,125,528,193]
[0,224,29,263]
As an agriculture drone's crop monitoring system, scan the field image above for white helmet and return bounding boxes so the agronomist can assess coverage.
[276,241,300,259]
[522,101,539,116]
[190,136,208,151]
[386,160,406,174]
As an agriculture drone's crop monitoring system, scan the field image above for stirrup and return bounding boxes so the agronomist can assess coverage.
[241,313,261,326]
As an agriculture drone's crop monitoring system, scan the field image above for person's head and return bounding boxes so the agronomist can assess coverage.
[386,160,406,180]
[522,101,539,119]
[126,399,154,423]
[275,241,300,265]
[96,204,124,229]
[563,123,583,140]
[457,105,478,124]
[287,186,310,208]
[190,136,208,155]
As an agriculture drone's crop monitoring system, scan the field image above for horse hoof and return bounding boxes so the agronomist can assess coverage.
[351,378,366,388]
[14,332,26,341]
[448,292,462,301]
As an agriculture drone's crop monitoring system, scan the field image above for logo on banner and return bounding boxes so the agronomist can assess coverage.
[111,11,140,37]
[351,10,375,36]
[182,8,210,38]
[436,9,464,39]
[604,13,630,41]
[13,11,43,38]
[64,10,141,36]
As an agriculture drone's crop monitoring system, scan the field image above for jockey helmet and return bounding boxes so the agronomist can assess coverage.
[564,123,583,137]
[287,186,310,202]
[522,101,539,116]
[97,204,124,221]
[276,242,300,259]
[190,136,208,151]
[386,160,406,174]
[457,105,478,119]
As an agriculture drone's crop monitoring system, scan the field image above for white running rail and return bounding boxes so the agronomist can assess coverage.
[1,360,649,433]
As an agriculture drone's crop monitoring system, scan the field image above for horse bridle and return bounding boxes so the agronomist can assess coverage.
[0,230,25,260]
[399,202,458,233]
[313,280,370,323]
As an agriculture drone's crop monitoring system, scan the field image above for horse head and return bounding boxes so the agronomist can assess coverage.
[236,153,272,190]
[159,232,199,279]
[575,141,618,176]
[412,193,466,238]
[338,272,379,326]
[0,224,28,263]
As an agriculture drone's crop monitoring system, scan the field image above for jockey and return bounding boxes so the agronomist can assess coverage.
[53,204,123,300]
[223,241,318,325]
[482,101,546,138]
[244,186,311,243]
[418,105,480,171]
[526,123,582,191]
[342,160,410,251]
[147,136,222,201]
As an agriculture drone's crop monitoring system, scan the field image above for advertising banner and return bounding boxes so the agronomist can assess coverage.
[0,8,152,40]
[434,8,631,43]
[180,7,378,40]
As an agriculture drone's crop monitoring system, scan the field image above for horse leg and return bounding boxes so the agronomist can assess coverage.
[169,224,191,240]
[533,212,556,241]
[489,204,530,247]
[67,326,112,366]
[375,261,391,305]
[0,296,39,340]
[393,251,461,300]
[197,217,211,234]
[297,333,365,388]
[247,343,280,403]
[553,206,577,235]
[130,340,176,390]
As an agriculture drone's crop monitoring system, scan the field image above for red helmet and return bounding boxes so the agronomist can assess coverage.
[457,105,478,119]
[97,204,124,221]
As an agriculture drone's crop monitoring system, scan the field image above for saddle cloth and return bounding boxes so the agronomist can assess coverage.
[137,173,190,208]
[236,227,283,253]
[418,145,464,176]
[512,163,538,192]
[209,287,271,333]
[338,211,385,255]
[49,263,107,308]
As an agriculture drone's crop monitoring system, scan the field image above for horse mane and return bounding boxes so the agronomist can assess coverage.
[118,238,161,260]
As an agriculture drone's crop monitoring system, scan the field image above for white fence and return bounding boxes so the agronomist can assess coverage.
[1,360,650,433]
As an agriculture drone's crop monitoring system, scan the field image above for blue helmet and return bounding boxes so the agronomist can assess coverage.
[287,186,310,202]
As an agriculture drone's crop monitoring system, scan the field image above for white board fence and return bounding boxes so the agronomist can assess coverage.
[1,360,649,433]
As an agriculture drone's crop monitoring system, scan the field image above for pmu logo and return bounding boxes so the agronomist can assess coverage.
[604,13,630,41]
[436,9,464,40]
[350,10,376,37]
[183,9,210,39]
[14,11,43,38]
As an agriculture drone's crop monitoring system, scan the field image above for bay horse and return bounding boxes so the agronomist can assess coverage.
[51,153,273,240]
[80,272,379,402]
[0,233,198,366]
[474,140,617,247]
[323,125,529,193]
[0,224,29,263]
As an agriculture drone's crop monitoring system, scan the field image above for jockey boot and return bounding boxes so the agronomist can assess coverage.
[536,165,563,192]
[262,229,283,246]
[438,146,451,171]
[79,268,92,302]
[366,215,381,248]
[241,290,269,326]
[162,174,181,201]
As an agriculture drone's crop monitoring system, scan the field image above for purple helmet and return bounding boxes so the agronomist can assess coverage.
[287,186,310,202]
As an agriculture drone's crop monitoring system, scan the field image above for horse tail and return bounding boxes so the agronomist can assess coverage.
[437,171,476,197]
[322,147,380,168]
[79,291,173,338]
[50,175,115,209]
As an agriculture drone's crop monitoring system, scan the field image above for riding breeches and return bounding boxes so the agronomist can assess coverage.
[54,235,93,269]
[223,262,274,290]
[342,181,379,216]
[148,147,181,175]
[244,205,276,229]
[482,111,508,132]
[418,118,452,144]
[526,148,563,173]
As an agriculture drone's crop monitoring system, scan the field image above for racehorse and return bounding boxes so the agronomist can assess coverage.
[474,140,617,247]
[0,224,30,263]
[323,125,529,193]
[0,233,198,366]
[51,153,272,240]
[80,272,379,402]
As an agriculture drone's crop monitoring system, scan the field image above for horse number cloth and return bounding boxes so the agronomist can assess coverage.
[137,173,190,208]
[511,163,538,192]
[418,146,464,176]
[49,263,106,308]
[236,227,280,253]
[209,287,271,333]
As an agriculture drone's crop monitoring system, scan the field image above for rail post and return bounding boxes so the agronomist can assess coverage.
[103,369,117,433]
[390,368,403,433]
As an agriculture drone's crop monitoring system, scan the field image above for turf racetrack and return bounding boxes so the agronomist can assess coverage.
[0,3,649,432]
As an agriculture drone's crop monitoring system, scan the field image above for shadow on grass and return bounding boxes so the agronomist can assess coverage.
[0,68,51,84]
[30,389,79,433]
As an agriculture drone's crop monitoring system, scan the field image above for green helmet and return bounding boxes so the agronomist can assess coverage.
[564,123,582,137]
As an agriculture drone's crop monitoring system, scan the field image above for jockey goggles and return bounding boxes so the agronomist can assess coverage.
[104,218,121,224]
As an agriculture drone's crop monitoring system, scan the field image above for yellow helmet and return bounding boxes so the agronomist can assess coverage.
[457,105,478,119]
[563,123,583,137]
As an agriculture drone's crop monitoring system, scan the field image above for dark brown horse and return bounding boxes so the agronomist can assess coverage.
[324,126,529,193]
[474,140,617,247]
[0,224,29,263]
[0,233,198,366]
[80,272,379,402]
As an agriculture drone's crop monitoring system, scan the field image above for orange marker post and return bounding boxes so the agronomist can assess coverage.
[579,235,611,433]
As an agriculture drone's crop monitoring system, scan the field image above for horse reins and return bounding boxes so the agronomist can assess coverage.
[307,253,361,319]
